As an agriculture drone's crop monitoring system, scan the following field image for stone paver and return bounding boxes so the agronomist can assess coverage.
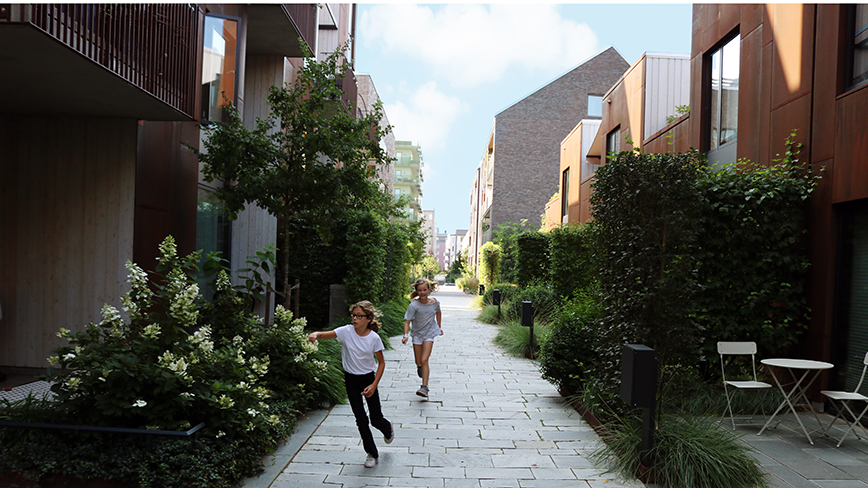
[267,285,627,487]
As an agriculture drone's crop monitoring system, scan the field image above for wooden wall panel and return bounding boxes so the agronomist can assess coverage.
[0,116,136,368]
[811,4,845,163]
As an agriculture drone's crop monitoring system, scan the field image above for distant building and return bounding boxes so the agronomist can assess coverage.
[446,229,468,269]
[434,231,448,269]
[467,47,629,264]
[356,74,395,194]
[422,210,435,255]
[394,140,424,223]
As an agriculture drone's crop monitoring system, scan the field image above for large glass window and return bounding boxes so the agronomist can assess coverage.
[837,203,868,392]
[201,15,238,124]
[850,4,868,89]
[709,35,740,150]
[196,188,232,301]
[606,127,620,159]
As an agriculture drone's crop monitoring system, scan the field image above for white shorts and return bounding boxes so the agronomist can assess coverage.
[411,327,440,345]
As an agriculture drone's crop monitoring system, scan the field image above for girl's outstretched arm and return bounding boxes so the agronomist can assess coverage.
[308,330,338,343]
[362,350,386,397]
[436,311,443,335]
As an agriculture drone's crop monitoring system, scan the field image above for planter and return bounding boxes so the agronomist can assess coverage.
[0,473,130,488]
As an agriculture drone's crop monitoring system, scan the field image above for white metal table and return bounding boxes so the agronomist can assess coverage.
[758,358,834,444]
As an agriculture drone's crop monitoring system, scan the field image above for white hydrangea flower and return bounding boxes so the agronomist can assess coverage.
[217,395,234,409]
[47,355,59,366]
[216,270,231,292]
[99,304,123,328]
[268,415,280,425]
[132,399,147,408]
[169,284,199,326]
[66,377,81,389]
[56,328,71,339]
[157,236,177,264]
[142,323,161,340]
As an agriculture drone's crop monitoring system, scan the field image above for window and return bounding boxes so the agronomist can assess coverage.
[849,4,868,89]
[196,188,232,301]
[606,127,620,159]
[201,15,238,124]
[708,35,740,150]
[588,95,603,117]
[837,203,868,392]
[561,168,570,222]
[394,188,401,196]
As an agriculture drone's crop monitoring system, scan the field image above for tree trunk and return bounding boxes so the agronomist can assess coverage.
[281,216,292,309]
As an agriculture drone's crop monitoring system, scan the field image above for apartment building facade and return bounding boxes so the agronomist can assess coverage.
[393,140,424,223]
[0,4,360,370]
[686,4,868,393]
[356,74,395,194]
[546,52,691,228]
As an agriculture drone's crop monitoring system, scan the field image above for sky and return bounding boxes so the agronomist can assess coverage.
[352,3,694,235]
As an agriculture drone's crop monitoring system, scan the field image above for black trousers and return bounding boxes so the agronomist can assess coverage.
[344,371,392,458]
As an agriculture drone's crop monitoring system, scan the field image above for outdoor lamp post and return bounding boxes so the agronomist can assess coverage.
[492,289,502,322]
[521,301,534,359]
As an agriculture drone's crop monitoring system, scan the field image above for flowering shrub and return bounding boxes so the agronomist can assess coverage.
[48,235,341,444]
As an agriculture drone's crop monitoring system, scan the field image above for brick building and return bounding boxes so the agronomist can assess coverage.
[467,47,629,265]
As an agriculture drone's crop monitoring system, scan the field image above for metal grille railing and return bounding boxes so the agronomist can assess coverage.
[28,4,200,118]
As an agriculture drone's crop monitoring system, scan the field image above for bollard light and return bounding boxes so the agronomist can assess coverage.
[493,289,502,322]
[521,301,535,359]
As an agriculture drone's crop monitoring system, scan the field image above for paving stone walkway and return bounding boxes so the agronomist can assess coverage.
[262,284,642,488]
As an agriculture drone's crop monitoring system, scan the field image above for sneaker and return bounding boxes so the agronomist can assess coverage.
[364,454,378,468]
[384,421,394,444]
[416,365,423,378]
[416,385,429,399]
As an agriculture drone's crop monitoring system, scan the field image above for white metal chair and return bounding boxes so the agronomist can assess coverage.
[718,341,772,429]
[821,352,868,447]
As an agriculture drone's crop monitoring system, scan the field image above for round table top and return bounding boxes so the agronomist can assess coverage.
[761,358,834,370]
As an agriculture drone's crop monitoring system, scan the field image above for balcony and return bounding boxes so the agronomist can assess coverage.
[0,4,199,120]
[247,4,317,57]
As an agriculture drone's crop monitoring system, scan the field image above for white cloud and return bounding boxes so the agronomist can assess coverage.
[359,4,599,88]
[385,81,467,152]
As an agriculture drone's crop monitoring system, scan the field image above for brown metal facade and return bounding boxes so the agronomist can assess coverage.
[690,4,868,391]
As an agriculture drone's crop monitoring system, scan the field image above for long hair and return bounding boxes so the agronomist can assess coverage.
[349,300,381,332]
[410,278,432,300]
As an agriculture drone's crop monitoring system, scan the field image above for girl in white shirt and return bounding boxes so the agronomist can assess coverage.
[309,300,393,468]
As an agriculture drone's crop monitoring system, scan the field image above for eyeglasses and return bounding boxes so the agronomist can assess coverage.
[352,314,369,319]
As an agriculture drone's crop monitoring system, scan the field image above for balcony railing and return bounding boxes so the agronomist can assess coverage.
[26,4,199,118]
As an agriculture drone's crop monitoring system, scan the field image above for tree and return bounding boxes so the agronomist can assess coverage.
[195,42,397,304]
[478,241,502,286]
[418,255,440,280]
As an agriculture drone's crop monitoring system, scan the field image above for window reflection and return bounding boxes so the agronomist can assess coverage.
[201,16,237,124]
[851,4,868,89]
[709,35,740,150]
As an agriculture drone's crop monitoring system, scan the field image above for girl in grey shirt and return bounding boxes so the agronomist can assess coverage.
[402,279,442,399]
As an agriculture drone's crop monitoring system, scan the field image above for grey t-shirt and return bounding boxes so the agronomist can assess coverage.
[404,299,441,340]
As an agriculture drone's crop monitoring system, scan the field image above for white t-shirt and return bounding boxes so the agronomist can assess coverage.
[334,324,384,375]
